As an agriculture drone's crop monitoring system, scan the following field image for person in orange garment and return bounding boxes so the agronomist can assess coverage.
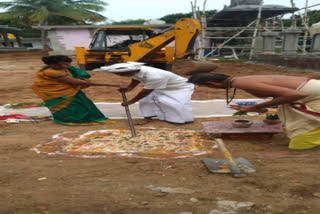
[32,55,118,125]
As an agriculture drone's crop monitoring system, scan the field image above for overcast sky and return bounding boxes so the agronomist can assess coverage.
[103,0,320,22]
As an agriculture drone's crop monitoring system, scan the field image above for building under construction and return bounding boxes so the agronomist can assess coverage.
[202,0,298,57]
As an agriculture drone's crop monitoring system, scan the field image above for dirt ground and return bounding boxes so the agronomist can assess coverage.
[0,51,320,214]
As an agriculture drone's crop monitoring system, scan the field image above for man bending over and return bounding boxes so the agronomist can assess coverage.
[188,73,320,151]
[101,62,194,125]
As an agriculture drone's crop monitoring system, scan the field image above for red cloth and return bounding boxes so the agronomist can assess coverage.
[0,114,30,120]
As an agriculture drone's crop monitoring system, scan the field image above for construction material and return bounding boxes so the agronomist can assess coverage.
[119,83,136,137]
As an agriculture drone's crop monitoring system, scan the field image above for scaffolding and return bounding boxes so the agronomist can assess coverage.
[195,0,318,60]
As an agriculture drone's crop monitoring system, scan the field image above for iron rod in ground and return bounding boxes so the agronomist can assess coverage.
[120,83,136,137]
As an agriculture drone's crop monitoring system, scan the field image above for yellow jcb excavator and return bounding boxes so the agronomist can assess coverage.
[75,18,216,74]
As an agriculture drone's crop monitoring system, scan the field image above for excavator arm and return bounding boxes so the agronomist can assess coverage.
[127,18,201,62]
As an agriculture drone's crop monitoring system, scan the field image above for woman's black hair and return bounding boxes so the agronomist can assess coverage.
[42,55,72,65]
[188,73,230,85]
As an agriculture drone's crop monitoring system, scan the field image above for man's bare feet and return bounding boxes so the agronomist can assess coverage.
[255,151,309,159]
[134,118,152,125]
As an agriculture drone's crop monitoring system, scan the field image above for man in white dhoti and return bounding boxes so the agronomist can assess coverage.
[101,62,194,125]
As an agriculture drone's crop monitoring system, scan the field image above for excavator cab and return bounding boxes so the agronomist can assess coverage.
[76,27,156,70]
[89,28,155,52]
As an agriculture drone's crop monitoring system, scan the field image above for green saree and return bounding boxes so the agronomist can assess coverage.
[33,66,109,125]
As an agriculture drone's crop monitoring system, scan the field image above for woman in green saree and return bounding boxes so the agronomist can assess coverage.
[32,55,117,125]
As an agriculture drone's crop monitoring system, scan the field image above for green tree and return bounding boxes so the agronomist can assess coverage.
[160,10,218,24]
[109,10,218,25]
[0,0,108,26]
[111,19,147,25]
[308,10,320,26]
[282,10,320,27]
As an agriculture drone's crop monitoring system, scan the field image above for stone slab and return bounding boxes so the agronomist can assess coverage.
[202,121,283,140]
[202,121,282,134]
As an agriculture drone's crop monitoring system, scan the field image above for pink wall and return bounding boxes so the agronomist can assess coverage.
[56,29,92,50]
[54,27,175,51]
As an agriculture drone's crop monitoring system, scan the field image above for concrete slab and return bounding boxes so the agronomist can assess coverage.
[0,99,265,119]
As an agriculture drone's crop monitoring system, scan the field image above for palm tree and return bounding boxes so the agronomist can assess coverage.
[0,0,108,26]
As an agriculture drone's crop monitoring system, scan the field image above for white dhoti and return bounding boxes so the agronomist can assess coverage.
[139,88,194,124]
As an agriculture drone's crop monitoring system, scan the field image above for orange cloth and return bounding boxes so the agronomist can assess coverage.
[32,68,80,101]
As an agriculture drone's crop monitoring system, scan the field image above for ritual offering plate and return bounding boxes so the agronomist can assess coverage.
[32,129,217,159]
[235,101,257,106]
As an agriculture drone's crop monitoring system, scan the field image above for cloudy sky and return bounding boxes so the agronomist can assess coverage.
[103,0,320,22]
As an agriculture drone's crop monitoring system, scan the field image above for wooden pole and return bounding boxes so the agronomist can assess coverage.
[249,0,263,61]
[15,33,22,48]
[302,0,309,55]
[3,32,11,47]
[191,1,195,18]
[197,0,207,61]
[299,3,320,10]
[41,29,48,51]
[191,0,197,19]
[191,0,198,56]
[280,15,285,31]
[290,0,297,28]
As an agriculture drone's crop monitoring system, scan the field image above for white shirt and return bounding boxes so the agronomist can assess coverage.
[133,66,194,92]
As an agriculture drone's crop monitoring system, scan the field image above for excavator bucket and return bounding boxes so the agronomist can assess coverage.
[171,60,218,76]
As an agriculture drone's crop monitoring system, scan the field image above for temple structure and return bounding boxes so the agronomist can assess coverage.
[208,0,297,27]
